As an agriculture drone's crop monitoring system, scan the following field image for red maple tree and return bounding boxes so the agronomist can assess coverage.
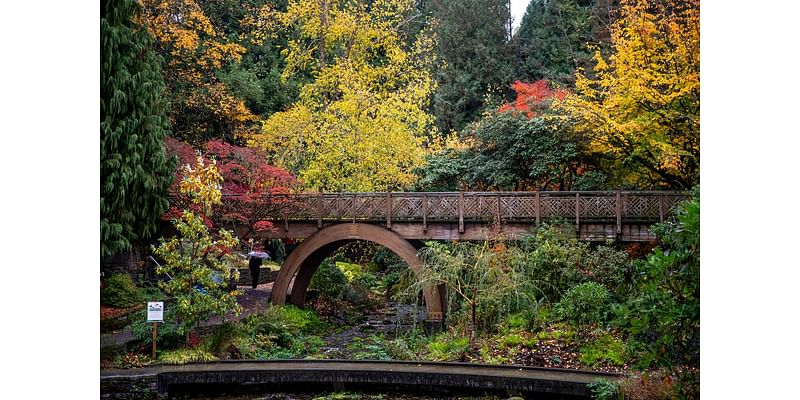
[498,80,567,118]
[162,137,300,236]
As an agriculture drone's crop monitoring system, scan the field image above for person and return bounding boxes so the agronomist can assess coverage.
[248,255,262,289]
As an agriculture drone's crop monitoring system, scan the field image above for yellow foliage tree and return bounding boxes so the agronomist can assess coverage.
[247,0,437,192]
[139,0,259,144]
[559,0,699,188]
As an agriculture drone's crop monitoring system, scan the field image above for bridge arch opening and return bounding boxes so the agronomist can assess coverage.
[270,223,444,330]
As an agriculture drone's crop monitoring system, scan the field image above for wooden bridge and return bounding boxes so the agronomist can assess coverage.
[217,191,687,242]
[174,191,687,329]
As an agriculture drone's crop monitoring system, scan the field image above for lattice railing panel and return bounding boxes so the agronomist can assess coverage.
[426,195,459,220]
[296,195,319,218]
[321,196,353,219]
[464,195,497,219]
[579,196,617,218]
[663,195,684,215]
[392,196,424,220]
[354,195,387,219]
[541,196,576,218]
[501,196,537,219]
[624,195,660,219]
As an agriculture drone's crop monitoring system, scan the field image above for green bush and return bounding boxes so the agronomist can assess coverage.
[131,307,184,350]
[206,322,244,355]
[512,223,588,303]
[588,379,620,400]
[245,306,327,337]
[101,274,143,308]
[579,333,627,367]
[581,244,632,297]
[237,306,329,359]
[555,282,611,326]
[616,187,700,369]
[347,335,392,360]
[159,348,218,365]
[310,260,349,300]
[427,334,470,361]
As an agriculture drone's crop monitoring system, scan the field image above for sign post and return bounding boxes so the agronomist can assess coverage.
[147,302,164,359]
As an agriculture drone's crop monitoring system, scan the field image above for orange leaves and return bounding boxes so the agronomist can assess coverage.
[498,80,568,118]
[139,0,254,142]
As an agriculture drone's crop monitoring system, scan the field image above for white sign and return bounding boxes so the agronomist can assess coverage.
[147,302,164,322]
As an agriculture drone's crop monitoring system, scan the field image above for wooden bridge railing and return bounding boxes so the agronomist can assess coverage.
[175,191,688,231]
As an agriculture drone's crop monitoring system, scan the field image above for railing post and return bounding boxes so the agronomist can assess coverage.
[352,194,357,223]
[317,193,323,229]
[458,192,465,234]
[422,193,428,233]
[535,191,540,225]
[575,193,580,230]
[616,190,622,234]
[659,194,664,222]
[386,192,392,229]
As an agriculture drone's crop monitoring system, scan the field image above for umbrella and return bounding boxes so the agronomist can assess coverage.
[248,251,271,260]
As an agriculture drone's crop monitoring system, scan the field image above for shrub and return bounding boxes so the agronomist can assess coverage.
[159,348,218,365]
[113,352,150,369]
[588,379,620,400]
[237,306,329,359]
[131,307,184,350]
[101,274,143,308]
[618,371,674,400]
[347,335,392,360]
[555,282,610,326]
[512,223,588,303]
[206,322,244,355]
[310,260,349,300]
[615,188,700,369]
[427,334,470,361]
[579,333,627,367]
[580,244,632,297]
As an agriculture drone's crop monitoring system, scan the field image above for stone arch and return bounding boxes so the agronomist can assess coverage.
[270,223,444,325]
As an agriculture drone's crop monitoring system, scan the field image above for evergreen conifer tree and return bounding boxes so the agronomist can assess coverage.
[101,0,176,258]
[426,0,515,134]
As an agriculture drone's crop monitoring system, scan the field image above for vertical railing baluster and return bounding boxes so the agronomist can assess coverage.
[386,192,392,229]
[317,193,323,228]
[422,193,428,232]
[458,192,465,234]
[535,191,540,225]
[616,190,622,234]
[352,194,357,223]
[659,194,664,222]
[497,192,503,225]
[575,193,580,229]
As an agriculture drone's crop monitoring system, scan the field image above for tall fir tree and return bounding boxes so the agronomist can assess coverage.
[513,0,617,87]
[101,0,176,258]
[426,0,515,134]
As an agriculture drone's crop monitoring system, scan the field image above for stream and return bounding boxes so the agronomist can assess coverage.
[318,302,427,359]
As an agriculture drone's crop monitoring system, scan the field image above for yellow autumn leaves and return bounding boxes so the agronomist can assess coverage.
[559,0,700,188]
[247,0,437,192]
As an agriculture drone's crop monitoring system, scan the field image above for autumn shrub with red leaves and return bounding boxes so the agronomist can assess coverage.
[498,80,567,118]
[163,138,300,235]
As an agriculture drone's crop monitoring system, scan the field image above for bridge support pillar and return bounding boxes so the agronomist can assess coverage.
[424,319,443,335]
